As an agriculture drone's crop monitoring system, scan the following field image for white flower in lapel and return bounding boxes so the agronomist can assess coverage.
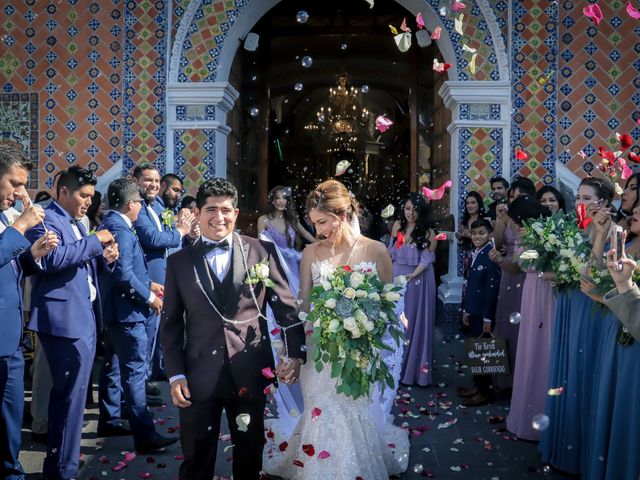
[244,258,275,288]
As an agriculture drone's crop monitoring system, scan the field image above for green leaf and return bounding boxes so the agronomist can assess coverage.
[331,360,342,378]
[315,361,324,373]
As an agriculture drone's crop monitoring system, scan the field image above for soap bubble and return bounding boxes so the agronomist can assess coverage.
[412,464,424,474]
[340,43,348,50]
[301,56,313,68]
[250,107,259,117]
[296,11,309,24]
[532,413,550,431]
[509,312,522,324]
[294,82,303,91]
[361,85,369,93]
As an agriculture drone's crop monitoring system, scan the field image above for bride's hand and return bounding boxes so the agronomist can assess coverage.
[276,357,302,384]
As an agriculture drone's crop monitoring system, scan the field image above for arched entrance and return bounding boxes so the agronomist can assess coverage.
[165,0,511,321]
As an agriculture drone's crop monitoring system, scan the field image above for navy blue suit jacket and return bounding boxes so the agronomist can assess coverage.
[99,211,152,324]
[26,201,105,338]
[133,201,180,284]
[0,216,37,356]
[462,243,502,321]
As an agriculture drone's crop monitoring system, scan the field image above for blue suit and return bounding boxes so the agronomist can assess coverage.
[26,201,105,480]
[462,242,502,335]
[98,211,156,443]
[0,213,38,480]
[133,201,181,379]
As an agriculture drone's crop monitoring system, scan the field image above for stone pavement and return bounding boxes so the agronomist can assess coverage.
[20,327,564,479]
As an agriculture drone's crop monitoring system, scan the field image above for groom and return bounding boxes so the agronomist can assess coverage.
[159,178,306,480]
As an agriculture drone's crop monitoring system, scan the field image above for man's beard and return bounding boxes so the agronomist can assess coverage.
[163,191,177,209]
[141,190,156,204]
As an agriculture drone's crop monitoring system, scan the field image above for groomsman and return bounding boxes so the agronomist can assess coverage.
[97,178,178,452]
[0,145,57,480]
[27,166,119,480]
[155,173,183,214]
[132,164,193,397]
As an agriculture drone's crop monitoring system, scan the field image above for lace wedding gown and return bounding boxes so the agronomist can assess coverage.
[263,261,410,480]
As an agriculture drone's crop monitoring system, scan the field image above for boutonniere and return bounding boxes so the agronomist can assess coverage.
[130,226,137,237]
[244,258,275,287]
[161,208,174,227]
[88,229,96,235]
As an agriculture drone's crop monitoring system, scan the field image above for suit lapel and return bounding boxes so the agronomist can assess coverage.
[189,239,225,312]
[230,234,248,295]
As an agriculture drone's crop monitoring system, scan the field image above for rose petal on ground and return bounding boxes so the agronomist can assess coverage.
[318,450,331,459]
[302,444,315,456]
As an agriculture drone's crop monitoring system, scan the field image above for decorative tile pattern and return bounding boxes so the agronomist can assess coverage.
[557,0,640,176]
[0,93,38,188]
[459,103,501,121]
[0,1,124,190]
[510,0,558,186]
[176,104,216,121]
[178,0,501,82]
[122,0,168,174]
[173,128,216,194]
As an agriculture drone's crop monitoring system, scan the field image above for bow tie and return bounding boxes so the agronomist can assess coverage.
[202,239,230,253]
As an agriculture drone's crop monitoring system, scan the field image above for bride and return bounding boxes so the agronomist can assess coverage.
[263,180,409,479]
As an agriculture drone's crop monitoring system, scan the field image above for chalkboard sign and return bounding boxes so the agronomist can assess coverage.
[463,337,510,375]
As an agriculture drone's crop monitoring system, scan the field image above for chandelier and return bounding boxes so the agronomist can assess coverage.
[305,74,370,154]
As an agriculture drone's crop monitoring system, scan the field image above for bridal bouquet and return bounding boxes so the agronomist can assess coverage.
[301,266,405,400]
[518,212,591,288]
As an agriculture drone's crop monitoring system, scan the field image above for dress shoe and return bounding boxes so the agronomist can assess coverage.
[97,422,132,437]
[456,386,478,398]
[146,396,164,407]
[135,433,179,454]
[146,381,161,396]
[462,392,491,407]
[31,431,48,444]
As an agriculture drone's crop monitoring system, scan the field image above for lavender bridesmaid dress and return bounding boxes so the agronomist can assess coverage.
[390,243,436,386]
[506,265,556,440]
[492,223,525,390]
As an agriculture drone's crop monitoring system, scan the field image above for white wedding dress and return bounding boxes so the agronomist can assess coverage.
[263,261,410,480]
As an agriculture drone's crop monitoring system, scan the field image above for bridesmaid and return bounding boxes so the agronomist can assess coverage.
[540,176,614,475]
[489,177,536,393]
[614,172,640,230]
[580,207,640,480]
[505,194,560,441]
[389,193,437,386]
[456,191,486,278]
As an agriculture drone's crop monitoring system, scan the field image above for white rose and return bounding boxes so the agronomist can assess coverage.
[558,263,568,272]
[350,271,365,289]
[559,248,573,258]
[355,289,368,298]
[350,326,362,338]
[327,319,340,333]
[385,291,401,302]
[519,250,539,261]
[255,263,269,279]
[298,311,308,321]
[394,275,408,286]
[368,292,381,301]
[343,287,357,300]
[362,319,375,332]
[343,317,357,331]
[313,319,321,328]
[324,298,337,309]
[383,283,394,292]
[547,234,558,246]
[354,309,368,323]
[321,280,332,291]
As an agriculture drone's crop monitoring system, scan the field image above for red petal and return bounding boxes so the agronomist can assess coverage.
[515,149,528,160]
[342,265,353,272]
[98,455,110,464]
[318,450,331,459]
[139,474,152,479]
[293,459,304,467]
[270,327,281,336]
[238,387,248,396]
[620,133,633,150]
[434,233,447,241]
[311,407,322,421]
[302,444,315,456]
[112,461,128,472]
[278,441,288,452]
[396,231,405,249]
[261,367,275,379]
[124,452,136,463]
[627,1,640,19]
[267,429,274,439]
[628,152,640,164]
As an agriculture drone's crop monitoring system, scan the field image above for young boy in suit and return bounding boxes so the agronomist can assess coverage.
[458,218,502,406]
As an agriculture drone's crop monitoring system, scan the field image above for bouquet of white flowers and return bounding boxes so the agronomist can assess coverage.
[518,212,592,288]
[302,265,405,400]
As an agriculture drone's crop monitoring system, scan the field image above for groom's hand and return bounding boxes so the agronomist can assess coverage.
[170,379,192,408]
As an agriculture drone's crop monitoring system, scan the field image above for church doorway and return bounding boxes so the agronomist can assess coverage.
[225,0,452,236]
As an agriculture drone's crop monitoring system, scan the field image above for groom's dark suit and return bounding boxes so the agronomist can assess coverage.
[159,234,306,480]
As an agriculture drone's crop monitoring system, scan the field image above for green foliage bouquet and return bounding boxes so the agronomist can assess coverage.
[518,212,592,288]
[301,265,405,400]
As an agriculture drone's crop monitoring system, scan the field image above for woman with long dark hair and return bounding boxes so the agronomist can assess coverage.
[86,191,105,231]
[536,185,566,214]
[457,191,487,277]
[389,192,437,386]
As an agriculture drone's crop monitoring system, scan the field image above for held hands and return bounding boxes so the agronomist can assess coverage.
[170,379,192,408]
[275,357,302,384]
[30,231,59,259]
[149,295,163,315]
[95,229,115,246]
[150,282,164,298]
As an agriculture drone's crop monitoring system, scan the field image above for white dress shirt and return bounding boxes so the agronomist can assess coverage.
[70,219,97,302]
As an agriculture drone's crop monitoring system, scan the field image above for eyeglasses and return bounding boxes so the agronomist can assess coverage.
[129,199,144,204]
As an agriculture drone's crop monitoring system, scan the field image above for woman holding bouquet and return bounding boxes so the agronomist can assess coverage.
[263,180,409,479]
[579,208,640,480]
[389,192,437,386]
[540,176,614,475]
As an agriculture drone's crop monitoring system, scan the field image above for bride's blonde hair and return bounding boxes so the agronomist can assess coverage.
[306,180,360,244]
